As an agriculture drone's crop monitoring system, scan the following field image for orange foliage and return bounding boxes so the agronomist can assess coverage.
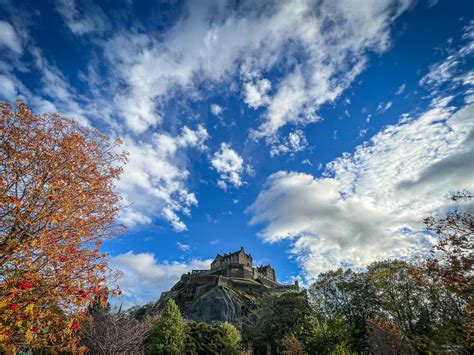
[0,101,127,353]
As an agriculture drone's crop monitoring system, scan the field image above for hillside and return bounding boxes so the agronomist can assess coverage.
[131,273,287,328]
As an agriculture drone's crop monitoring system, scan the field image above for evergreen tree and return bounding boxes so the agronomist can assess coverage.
[147,299,185,355]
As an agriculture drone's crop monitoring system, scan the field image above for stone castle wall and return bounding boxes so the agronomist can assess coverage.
[211,248,253,270]
[211,263,254,279]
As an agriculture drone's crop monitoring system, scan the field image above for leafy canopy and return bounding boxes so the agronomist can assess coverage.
[0,101,127,353]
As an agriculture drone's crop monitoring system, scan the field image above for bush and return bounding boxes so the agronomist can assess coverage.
[184,321,242,355]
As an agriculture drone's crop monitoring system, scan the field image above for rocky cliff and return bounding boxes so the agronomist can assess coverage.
[130,273,282,328]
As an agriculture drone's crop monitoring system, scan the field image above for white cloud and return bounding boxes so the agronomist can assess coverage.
[99,0,411,135]
[111,251,211,306]
[357,128,368,138]
[376,100,393,113]
[395,83,406,95]
[30,47,92,125]
[0,46,91,126]
[0,21,22,54]
[420,21,473,94]
[210,104,223,116]
[243,78,271,109]
[249,98,474,279]
[177,242,191,251]
[0,74,19,101]
[116,125,209,231]
[269,130,308,157]
[211,143,245,190]
[1,0,438,239]
[54,0,109,35]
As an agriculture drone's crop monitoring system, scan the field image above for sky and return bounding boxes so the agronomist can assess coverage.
[1,0,473,307]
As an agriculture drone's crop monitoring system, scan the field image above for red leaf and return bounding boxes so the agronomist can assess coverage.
[17,280,33,290]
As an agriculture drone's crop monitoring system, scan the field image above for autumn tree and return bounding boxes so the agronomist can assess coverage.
[366,318,416,354]
[0,101,127,353]
[281,333,305,355]
[422,191,473,349]
[423,191,473,301]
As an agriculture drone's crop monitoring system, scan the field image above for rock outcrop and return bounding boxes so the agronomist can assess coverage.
[130,248,299,328]
[130,273,282,328]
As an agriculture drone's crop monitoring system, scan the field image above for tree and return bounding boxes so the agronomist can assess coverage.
[243,291,318,354]
[308,268,377,352]
[0,101,127,353]
[367,259,468,352]
[367,260,436,351]
[281,333,305,355]
[421,191,473,350]
[309,258,470,352]
[80,304,157,355]
[423,192,473,300]
[220,322,241,354]
[147,299,185,355]
[184,320,241,355]
[366,318,416,355]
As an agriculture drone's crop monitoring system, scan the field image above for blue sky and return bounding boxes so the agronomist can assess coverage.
[1,0,473,306]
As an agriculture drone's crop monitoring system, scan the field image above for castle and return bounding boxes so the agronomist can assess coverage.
[154,247,299,327]
[191,247,298,290]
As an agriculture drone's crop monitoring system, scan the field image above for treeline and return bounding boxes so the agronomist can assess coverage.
[242,194,472,354]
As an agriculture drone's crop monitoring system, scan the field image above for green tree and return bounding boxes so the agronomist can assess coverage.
[184,321,241,354]
[243,291,318,354]
[308,268,377,352]
[220,322,241,354]
[147,299,185,355]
